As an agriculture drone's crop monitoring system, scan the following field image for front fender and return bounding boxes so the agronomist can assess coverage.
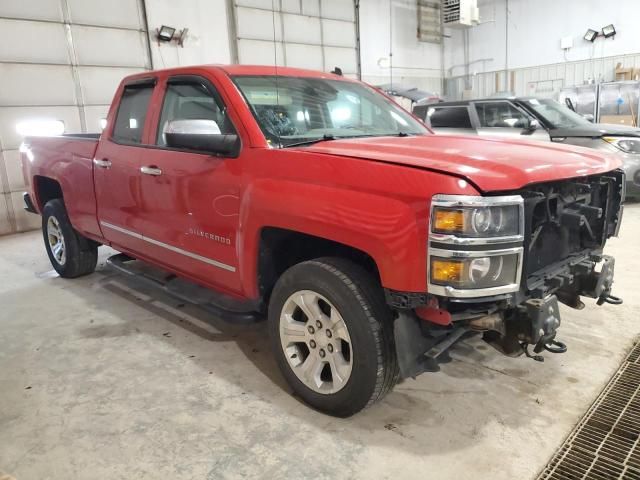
[239,178,428,296]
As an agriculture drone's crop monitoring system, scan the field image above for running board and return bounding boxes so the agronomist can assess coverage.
[106,253,262,324]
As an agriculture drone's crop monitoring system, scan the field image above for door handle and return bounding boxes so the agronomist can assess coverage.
[93,158,111,169]
[140,165,162,176]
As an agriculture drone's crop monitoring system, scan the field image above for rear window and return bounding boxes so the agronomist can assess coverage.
[112,84,154,144]
[428,106,472,129]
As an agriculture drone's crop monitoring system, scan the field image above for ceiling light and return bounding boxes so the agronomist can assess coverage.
[157,25,176,42]
[583,29,598,42]
[602,24,616,38]
[16,119,65,137]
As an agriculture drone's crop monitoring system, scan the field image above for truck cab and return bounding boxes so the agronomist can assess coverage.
[22,66,625,417]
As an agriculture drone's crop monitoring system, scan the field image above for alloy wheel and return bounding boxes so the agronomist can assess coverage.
[279,290,353,394]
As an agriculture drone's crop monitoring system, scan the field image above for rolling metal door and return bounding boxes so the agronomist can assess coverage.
[0,0,152,235]
[233,0,359,77]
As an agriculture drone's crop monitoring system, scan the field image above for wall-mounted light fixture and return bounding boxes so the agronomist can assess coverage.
[602,24,616,38]
[155,26,189,47]
[157,25,176,42]
[583,29,598,42]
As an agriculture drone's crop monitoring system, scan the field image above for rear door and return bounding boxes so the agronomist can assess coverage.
[137,74,243,293]
[424,105,476,135]
[473,100,551,142]
[94,79,156,254]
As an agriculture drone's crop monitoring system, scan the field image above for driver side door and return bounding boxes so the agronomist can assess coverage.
[137,74,244,294]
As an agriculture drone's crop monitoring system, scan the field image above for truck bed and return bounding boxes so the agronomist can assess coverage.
[22,134,101,238]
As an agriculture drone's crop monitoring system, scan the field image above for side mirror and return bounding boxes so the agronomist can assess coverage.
[582,113,595,123]
[164,119,239,156]
[521,119,540,135]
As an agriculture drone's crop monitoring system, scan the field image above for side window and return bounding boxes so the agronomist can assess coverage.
[475,102,530,128]
[156,80,235,146]
[112,84,154,144]
[428,106,472,129]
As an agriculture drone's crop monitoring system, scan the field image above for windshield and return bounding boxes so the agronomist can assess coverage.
[523,98,592,128]
[232,75,428,147]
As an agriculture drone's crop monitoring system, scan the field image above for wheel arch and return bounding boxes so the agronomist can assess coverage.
[257,227,381,303]
[33,175,63,210]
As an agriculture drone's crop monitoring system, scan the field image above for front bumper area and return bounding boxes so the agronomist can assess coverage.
[392,254,621,379]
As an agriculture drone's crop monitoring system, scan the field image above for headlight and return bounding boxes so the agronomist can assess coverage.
[428,194,524,298]
[430,250,520,291]
[430,195,524,242]
[603,137,640,154]
[432,204,520,237]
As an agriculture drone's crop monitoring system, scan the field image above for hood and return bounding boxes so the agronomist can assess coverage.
[550,123,640,138]
[302,135,622,192]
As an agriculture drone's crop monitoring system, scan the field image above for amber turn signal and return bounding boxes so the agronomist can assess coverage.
[431,259,464,283]
[433,209,464,233]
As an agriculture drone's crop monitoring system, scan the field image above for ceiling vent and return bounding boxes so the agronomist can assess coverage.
[442,0,479,28]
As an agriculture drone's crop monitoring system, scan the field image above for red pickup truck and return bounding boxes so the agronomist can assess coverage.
[21,65,624,417]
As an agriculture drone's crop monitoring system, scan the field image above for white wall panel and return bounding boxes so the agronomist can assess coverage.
[359,0,442,92]
[84,105,111,133]
[324,46,356,74]
[234,1,358,74]
[0,64,76,106]
[281,0,301,14]
[3,150,23,193]
[302,0,320,17]
[72,26,148,67]
[67,0,144,29]
[0,0,63,22]
[77,66,141,105]
[321,0,354,21]
[0,106,82,150]
[145,0,231,68]
[285,44,323,70]
[0,0,150,234]
[0,194,11,235]
[11,191,40,232]
[322,19,354,48]
[236,7,283,41]
[0,20,70,64]
[235,0,274,9]
[283,13,321,44]
[238,39,285,66]
[0,151,8,194]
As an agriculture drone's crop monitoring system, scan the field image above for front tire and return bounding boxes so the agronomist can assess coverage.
[268,257,398,417]
[42,199,98,278]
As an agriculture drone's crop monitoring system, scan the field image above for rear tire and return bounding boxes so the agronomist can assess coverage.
[42,199,98,278]
[268,257,399,417]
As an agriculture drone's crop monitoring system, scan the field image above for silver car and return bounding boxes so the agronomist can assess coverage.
[414,97,640,199]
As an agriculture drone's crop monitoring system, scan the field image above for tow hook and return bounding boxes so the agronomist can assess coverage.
[519,295,568,362]
[521,339,568,362]
[588,255,622,306]
[597,292,623,306]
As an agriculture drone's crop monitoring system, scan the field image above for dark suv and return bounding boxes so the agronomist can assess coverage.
[414,97,640,199]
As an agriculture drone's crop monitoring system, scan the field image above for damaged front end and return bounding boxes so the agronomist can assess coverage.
[389,170,625,379]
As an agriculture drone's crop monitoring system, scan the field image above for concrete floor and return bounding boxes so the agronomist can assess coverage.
[1,204,639,480]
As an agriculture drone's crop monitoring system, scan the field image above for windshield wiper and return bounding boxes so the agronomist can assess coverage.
[281,134,336,148]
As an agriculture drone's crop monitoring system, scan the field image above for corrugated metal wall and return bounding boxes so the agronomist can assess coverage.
[0,0,151,235]
[445,52,640,100]
[233,0,359,77]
